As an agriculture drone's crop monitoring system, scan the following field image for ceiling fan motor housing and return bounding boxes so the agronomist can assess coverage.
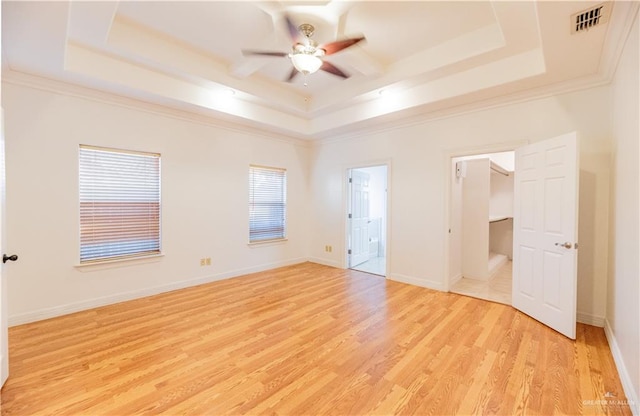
[298,23,315,38]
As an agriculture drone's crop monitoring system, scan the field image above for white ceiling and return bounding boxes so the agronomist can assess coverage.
[2,1,638,140]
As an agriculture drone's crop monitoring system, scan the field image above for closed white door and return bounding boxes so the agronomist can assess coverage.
[512,132,579,339]
[349,170,370,267]
[1,109,9,387]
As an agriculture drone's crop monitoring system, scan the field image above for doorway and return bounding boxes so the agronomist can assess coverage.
[347,165,388,276]
[447,134,579,339]
[448,151,515,305]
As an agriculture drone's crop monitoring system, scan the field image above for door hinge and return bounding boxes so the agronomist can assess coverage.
[348,177,352,183]
[348,213,352,219]
[348,249,352,254]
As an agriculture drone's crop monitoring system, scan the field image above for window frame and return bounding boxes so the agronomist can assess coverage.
[78,145,162,264]
[248,164,287,244]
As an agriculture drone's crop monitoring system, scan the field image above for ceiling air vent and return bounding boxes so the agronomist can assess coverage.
[571,3,612,34]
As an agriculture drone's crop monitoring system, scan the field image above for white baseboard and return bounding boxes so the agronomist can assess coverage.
[604,319,639,416]
[306,262,447,293]
[577,311,605,327]
[307,257,343,268]
[9,257,308,326]
[449,273,463,288]
[387,273,445,292]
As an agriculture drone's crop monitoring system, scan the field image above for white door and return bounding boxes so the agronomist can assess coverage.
[349,170,370,267]
[512,132,579,339]
[0,109,9,387]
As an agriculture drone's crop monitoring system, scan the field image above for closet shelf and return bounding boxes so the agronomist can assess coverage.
[489,216,512,223]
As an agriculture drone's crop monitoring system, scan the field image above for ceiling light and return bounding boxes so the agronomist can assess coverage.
[290,52,323,75]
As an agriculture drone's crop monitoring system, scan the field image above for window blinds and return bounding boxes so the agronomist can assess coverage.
[249,165,286,242]
[79,146,161,262]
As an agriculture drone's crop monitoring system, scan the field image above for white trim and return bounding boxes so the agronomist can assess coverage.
[576,311,605,327]
[387,273,445,292]
[604,319,639,416]
[9,257,307,326]
[449,273,463,288]
[598,2,640,81]
[313,79,612,146]
[307,257,342,269]
[247,238,288,247]
[75,253,164,271]
[2,70,311,147]
[3,59,623,146]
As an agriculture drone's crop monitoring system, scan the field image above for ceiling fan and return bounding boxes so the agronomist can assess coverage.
[242,15,365,83]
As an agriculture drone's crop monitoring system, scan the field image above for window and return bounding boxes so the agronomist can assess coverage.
[79,145,161,263]
[249,165,286,243]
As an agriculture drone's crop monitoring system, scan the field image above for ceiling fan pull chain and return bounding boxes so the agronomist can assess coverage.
[303,73,308,87]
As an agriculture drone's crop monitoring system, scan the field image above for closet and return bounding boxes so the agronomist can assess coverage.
[457,157,514,281]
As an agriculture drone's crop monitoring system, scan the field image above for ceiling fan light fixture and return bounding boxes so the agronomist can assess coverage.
[243,19,359,82]
[290,52,323,75]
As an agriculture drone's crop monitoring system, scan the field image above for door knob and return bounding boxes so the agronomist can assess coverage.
[2,254,18,263]
[554,242,573,249]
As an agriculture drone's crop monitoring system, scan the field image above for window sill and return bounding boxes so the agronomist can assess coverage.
[248,238,288,247]
[75,253,165,271]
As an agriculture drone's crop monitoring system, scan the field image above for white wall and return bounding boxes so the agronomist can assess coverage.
[489,169,514,259]
[607,10,640,413]
[489,219,513,260]
[310,85,612,323]
[461,159,490,280]
[2,81,311,324]
[489,169,514,219]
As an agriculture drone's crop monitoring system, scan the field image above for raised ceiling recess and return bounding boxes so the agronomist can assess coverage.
[2,1,637,139]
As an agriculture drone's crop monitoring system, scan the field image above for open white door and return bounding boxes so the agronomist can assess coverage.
[512,132,579,339]
[349,170,370,267]
[0,109,8,387]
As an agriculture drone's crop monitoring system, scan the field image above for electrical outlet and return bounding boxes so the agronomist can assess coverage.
[205,257,211,266]
[328,245,332,253]
[200,258,206,266]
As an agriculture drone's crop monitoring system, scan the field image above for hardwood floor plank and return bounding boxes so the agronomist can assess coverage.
[0,262,631,415]
[455,348,499,415]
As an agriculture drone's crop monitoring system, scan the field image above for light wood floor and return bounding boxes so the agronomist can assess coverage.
[1,262,631,415]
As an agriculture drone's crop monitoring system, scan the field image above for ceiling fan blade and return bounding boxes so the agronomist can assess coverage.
[242,50,289,57]
[320,36,365,55]
[320,61,350,79]
[285,67,299,82]
[284,14,300,43]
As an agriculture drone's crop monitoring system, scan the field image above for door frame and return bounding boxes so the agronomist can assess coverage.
[1,108,8,388]
[343,160,391,276]
[442,141,528,292]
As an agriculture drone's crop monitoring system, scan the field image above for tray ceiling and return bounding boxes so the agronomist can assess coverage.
[2,1,637,140]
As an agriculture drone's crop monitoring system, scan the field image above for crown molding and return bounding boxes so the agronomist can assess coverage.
[0,51,621,151]
[312,71,612,147]
[1,69,313,148]
[598,2,640,84]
